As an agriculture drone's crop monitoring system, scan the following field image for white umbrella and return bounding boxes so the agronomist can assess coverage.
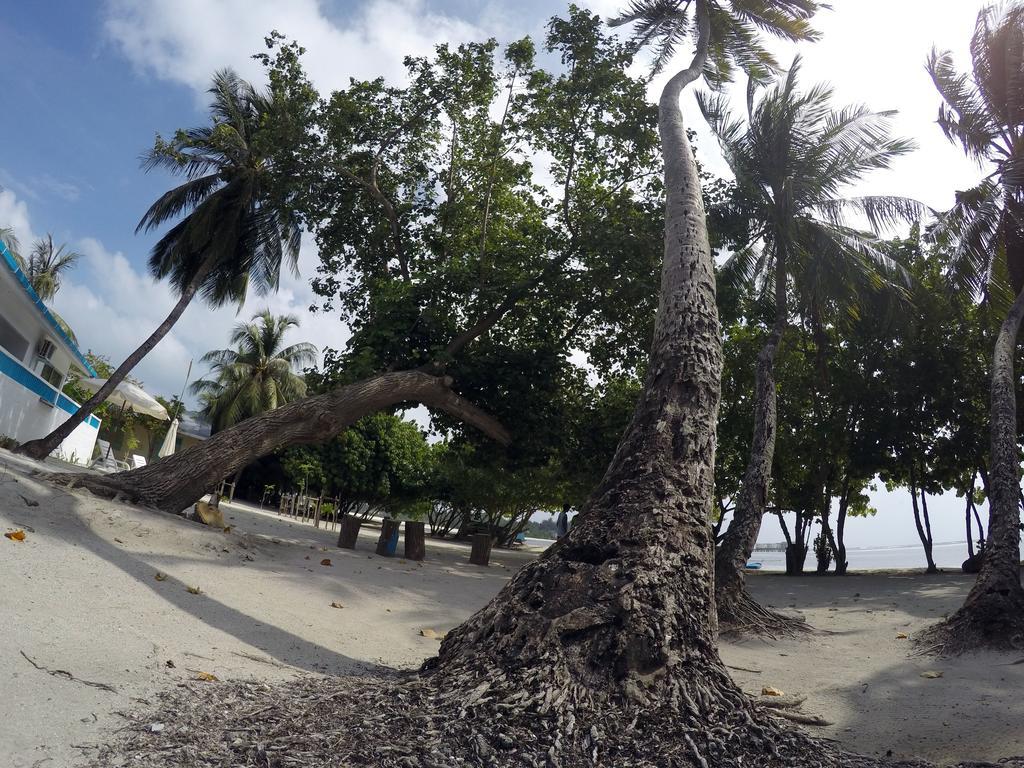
[158,417,179,457]
[76,378,169,421]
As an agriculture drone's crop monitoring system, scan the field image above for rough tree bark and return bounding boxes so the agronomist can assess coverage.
[835,477,851,575]
[715,259,804,635]
[17,256,216,460]
[920,287,1024,653]
[401,8,836,762]
[47,372,509,514]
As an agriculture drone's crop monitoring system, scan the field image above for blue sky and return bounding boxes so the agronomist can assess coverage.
[0,0,1001,551]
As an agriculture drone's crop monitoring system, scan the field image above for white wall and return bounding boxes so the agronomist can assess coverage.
[0,347,99,466]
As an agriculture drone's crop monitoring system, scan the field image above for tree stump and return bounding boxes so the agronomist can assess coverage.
[376,519,401,557]
[337,515,362,549]
[469,533,493,566]
[405,521,426,561]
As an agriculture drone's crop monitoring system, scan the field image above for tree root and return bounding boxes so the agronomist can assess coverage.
[718,587,812,640]
[773,710,832,727]
[914,584,1024,656]
[757,694,806,709]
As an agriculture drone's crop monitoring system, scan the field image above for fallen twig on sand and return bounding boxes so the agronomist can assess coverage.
[19,651,117,694]
[726,664,762,674]
[231,650,291,669]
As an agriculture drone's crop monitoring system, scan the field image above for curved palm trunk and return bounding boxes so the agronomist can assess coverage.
[922,286,1024,651]
[47,371,509,514]
[715,262,797,632]
[16,257,216,461]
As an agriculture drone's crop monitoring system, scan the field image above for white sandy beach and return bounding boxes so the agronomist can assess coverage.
[0,448,1021,768]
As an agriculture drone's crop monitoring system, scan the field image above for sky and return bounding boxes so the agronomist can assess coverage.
[0,0,1000,551]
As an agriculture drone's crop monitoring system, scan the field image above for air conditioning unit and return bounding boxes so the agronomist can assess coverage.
[36,338,57,361]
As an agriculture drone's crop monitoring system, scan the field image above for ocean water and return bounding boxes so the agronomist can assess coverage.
[526,538,975,572]
[748,541,972,572]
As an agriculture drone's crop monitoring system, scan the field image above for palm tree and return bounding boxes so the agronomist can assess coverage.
[17,69,301,460]
[4,232,81,343]
[700,58,921,628]
[0,226,21,264]
[919,2,1024,652]
[26,234,82,301]
[191,310,316,432]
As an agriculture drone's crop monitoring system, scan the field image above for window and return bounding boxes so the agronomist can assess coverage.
[38,362,63,389]
[0,313,30,361]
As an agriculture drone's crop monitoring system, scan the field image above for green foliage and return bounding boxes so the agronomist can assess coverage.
[928,3,1024,295]
[191,310,317,432]
[609,0,823,83]
[62,352,115,417]
[25,234,81,302]
[138,66,312,306]
[0,225,22,263]
[701,56,920,327]
[280,413,436,518]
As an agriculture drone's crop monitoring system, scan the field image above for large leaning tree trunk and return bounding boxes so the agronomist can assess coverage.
[920,285,1024,654]
[47,372,509,514]
[16,257,216,461]
[714,260,806,635]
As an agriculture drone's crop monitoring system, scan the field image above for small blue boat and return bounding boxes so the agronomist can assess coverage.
[744,561,763,570]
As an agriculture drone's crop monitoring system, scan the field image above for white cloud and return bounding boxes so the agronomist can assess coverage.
[103,0,492,97]
[0,188,39,251]
[31,174,81,203]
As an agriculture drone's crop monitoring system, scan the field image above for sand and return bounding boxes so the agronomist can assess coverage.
[0,447,1021,767]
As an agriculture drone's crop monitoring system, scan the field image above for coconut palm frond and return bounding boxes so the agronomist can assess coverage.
[26,234,82,301]
[932,180,1004,296]
[611,0,819,80]
[0,226,23,266]
[930,4,1024,295]
[704,54,918,323]
[814,196,928,234]
[926,47,1001,162]
[139,67,301,308]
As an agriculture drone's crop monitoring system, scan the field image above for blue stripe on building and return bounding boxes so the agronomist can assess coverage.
[0,350,100,423]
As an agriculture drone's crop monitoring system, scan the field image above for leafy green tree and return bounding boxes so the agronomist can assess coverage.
[279,413,435,519]
[702,57,919,621]
[191,310,316,432]
[17,67,313,460]
[921,1,1024,650]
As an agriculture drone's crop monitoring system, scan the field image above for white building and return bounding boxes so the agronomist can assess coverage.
[0,241,100,465]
